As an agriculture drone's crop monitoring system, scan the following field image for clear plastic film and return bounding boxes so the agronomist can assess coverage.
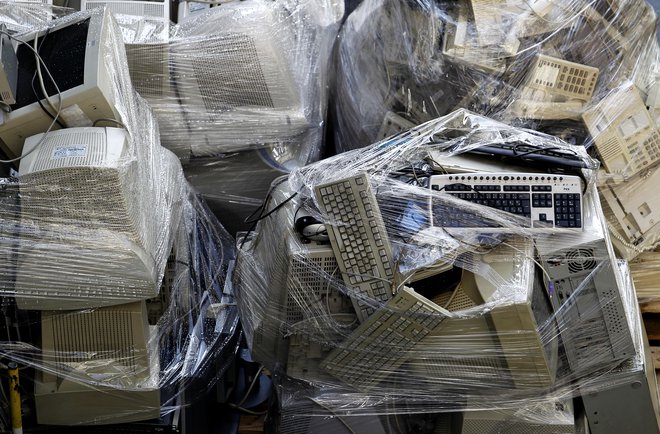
[588,82,660,259]
[334,0,660,258]
[0,1,73,34]
[234,110,658,425]
[111,0,343,232]
[0,9,240,427]
[334,0,659,153]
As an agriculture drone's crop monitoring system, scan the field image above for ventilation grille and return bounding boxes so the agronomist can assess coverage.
[462,418,569,434]
[600,288,630,358]
[20,167,144,246]
[559,284,615,369]
[126,43,169,99]
[29,130,107,172]
[566,248,597,273]
[446,287,478,311]
[0,90,12,103]
[286,250,340,324]
[45,307,145,373]
[422,353,509,385]
[84,0,167,18]
[597,136,624,163]
[191,33,274,111]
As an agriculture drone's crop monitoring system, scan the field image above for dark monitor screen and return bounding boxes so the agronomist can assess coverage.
[12,18,90,110]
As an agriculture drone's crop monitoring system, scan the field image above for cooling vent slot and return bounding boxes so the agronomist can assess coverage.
[566,248,597,273]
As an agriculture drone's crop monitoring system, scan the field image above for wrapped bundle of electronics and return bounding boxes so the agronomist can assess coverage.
[0,9,240,429]
[98,0,344,234]
[335,0,657,152]
[234,110,660,433]
[334,0,660,283]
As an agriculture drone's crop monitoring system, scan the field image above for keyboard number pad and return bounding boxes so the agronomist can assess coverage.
[553,194,581,228]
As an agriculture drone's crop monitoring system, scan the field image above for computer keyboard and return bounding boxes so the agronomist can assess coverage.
[320,286,448,390]
[314,173,394,323]
[429,173,583,229]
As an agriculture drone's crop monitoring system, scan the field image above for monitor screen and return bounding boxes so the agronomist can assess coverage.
[13,18,90,110]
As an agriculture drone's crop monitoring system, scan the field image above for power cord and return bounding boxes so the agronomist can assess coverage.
[0,30,62,164]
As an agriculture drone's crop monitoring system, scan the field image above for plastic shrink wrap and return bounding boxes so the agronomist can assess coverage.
[335,0,658,151]
[101,0,344,234]
[0,9,240,428]
[335,0,660,259]
[0,2,72,34]
[234,110,660,433]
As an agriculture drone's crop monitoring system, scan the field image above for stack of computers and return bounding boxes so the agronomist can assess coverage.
[83,0,340,234]
[234,109,660,433]
[0,9,187,427]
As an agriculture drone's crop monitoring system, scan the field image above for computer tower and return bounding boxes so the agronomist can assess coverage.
[578,261,660,434]
[538,233,636,375]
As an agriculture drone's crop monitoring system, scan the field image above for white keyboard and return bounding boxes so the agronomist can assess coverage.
[315,173,394,322]
[429,173,584,229]
[320,286,448,390]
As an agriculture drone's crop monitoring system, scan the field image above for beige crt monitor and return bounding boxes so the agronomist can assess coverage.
[36,301,160,425]
[169,3,308,156]
[0,9,121,159]
[15,127,159,310]
[583,84,660,177]
[79,0,172,101]
[411,238,557,390]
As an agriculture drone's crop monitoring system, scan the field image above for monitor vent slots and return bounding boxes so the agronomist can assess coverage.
[191,34,274,111]
[125,43,169,99]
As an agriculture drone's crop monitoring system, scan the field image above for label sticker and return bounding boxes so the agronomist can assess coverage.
[52,145,88,159]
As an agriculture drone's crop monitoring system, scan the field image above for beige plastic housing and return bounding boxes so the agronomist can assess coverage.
[79,0,172,101]
[511,54,599,120]
[0,10,120,159]
[583,84,660,177]
[37,301,160,425]
[15,127,159,310]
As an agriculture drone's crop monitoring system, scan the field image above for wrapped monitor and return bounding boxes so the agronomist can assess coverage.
[109,0,343,233]
[234,110,656,427]
[0,9,240,428]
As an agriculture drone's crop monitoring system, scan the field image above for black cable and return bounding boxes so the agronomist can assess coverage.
[30,28,65,129]
[511,144,579,159]
[239,191,298,249]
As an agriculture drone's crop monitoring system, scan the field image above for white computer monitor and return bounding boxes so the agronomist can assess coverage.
[0,9,121,159]
[14,127,159,310]
[168,3,309,156]
[79,0,172,101]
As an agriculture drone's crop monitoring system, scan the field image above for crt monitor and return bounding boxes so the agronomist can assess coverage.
[14,127,160,310]
[0,9,120,159]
